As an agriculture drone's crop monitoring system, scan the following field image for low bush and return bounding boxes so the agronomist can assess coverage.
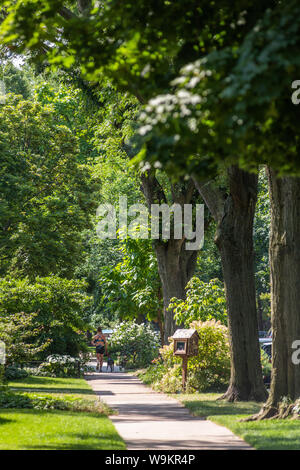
[24,354,93,378]
[24,367,49,377]
[4,366,29,381]
[0,389,104,413]
[0,390,32,409]
[138,362,166,385]
[185,320,231,392]
[39,355,81,377]
[261,348,271,383]
[0,276,92,360]
[109,321,160,369]
[138,320,230,393]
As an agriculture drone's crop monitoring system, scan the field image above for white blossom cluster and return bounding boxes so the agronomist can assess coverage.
[138,59,212,136]
[136,59,216,173]
[46,354,77,364]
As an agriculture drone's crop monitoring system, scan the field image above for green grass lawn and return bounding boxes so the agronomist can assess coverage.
[0,376,126,450]
[0,409,126,450]
[176,393,300,450]
[8,375,96,397]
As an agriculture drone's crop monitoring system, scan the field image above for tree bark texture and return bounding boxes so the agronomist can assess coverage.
[256,170,300,417]
[194,166,267,401]
[141,172,199,344]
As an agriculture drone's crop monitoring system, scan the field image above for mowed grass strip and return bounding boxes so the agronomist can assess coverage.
[8,375,112,413]
[0,409,126,450]
[176,393,300,450]
[8,376,94,396]
[0,375,125,450]
[211,414,300,450]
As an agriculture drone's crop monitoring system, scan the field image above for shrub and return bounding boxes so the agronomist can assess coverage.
[39,355,80,377]
[138,362,166,385]
[186,320,231,392]
[24,367,49,377]
[0,390,32,409]
[139,320,230,393]
[169,278,227,327]
[0,311,51,365]
[0,390,106,413]
[0,276,92,359]
[4,365,28,381]
[26,354,93,378]
[109,321,160,369]
[261,348,271,380]
[154,364,182,393]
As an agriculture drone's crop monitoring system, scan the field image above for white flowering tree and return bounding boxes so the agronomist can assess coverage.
[109,321,160,369]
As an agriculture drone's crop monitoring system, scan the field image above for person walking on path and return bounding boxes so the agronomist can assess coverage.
[91,327,107,372]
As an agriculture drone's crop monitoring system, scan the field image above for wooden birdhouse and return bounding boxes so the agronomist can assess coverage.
[172,329,199,357]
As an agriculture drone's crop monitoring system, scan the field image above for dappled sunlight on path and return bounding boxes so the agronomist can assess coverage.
[85,361,253,450]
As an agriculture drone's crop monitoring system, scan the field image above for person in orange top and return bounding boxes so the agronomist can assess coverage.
[91,327,107,372]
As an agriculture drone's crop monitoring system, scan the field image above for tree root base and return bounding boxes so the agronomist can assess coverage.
[217,384,268,403]
[242,401,300,422]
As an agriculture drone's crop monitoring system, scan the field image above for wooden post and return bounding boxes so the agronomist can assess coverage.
[182,355,188,392]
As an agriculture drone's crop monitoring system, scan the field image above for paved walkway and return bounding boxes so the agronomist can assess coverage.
[85,362,252,450]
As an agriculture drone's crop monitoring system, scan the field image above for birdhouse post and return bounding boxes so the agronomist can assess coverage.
[172,329,199,391]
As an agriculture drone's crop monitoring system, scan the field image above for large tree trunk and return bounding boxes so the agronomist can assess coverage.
[155,239,198,343]
[141,172,199,344]
[252,170,300,418]
[194,166,267,401]
[216,168,267,401]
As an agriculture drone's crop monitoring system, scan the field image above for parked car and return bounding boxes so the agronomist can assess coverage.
[259,330,268,338]
[259,336,272,345]
[261,341,272,360]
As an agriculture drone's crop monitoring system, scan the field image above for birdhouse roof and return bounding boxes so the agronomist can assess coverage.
[172,329,198,339]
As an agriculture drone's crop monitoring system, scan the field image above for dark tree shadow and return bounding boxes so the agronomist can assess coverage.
[181,399,261,417]
[0,416,14,425]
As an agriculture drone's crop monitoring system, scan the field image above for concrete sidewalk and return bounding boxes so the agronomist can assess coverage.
[85,364,252,450]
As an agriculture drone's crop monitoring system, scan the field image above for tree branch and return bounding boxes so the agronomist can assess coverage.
[192,176,226,223]
[77,0,92,15]
[140,171,167,208]
[58,6,77,20]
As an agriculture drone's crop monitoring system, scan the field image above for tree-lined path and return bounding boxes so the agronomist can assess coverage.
[85,364,252,450]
